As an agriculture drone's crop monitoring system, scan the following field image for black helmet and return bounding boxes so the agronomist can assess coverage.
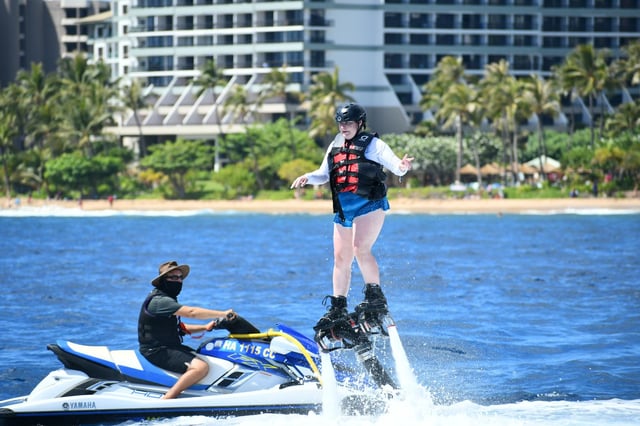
[335,103,367,124]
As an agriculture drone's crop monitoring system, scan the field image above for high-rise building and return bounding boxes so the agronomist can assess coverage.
[4,0,640,138]
[0,0,109,86]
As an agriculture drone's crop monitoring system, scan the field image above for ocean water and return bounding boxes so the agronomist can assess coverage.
[1,205,639,425]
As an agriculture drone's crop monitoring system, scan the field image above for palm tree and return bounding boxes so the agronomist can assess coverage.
[57,55,118,156]
[121,78,149,158]
[421,56,472,183]
[258,66,302,155]
[555,44,610,149]
[420,56,466,113]
[2,68,61,196]
[223,84,266,188]
[0,88,19,201]
[61,82,116,156]
[480,60,514,181]
[192,60,228,172]
[522,74,561,180]
[307,66,355,144]
[481,60,531,184]
[622,40,640,86]
[605,101,640,135]
[223,84,252,126]
[436,83,481,184]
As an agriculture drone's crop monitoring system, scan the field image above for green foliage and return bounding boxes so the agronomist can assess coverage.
[307,66,355,143]
[220,119,322,191]
[522,129,594,163]
[383,133,457,186]
[211,164,256,199]
[562,146,594,171]
[503,183,565,199]
[278,158,318,183]
[117,173,147,198]
[4,45,640,199]
[140,138,212,198]
[44,150,125,197]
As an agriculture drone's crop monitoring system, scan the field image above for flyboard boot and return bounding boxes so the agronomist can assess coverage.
[313,295,359,352]
[355,283,395,336]
[313,294,399,390]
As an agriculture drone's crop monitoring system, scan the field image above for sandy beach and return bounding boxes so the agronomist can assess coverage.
[11,196,640,214]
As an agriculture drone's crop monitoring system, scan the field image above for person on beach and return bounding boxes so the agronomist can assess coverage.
[138,260,238,399]
[291,102,413,332]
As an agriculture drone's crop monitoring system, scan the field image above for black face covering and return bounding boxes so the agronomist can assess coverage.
[158,278,182,298]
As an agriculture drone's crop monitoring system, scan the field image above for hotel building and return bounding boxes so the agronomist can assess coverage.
[2,0,640,140]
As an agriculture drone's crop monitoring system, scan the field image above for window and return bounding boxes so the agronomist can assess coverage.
[462,34,483,45]
[488,35,508,46]
[513,15,535,30]
[543,36,564,48]
[385,53,404,68]
[386,33,405,44]
[462,54,482,69]
[409,54,429,69]
[410,33,429,45]
[462,14,483,29]
[513,55,533,70]
[594,17,613,32]
[620,0,639,8]
[436,34,455,45]
[487,15,508,30]
[435,14,455,29]
[385,12,403,28]
[409,13,429,28]
[568,17,587,32]
[594,37,613,48]
[310,30,324,43]
[619,18,638,32]
[310,50,325,67]
[543,16,564,32]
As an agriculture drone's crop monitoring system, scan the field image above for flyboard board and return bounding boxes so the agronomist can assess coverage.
[314,308,401,390]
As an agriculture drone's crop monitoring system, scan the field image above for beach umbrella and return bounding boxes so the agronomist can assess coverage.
[459,164,479,175]
[525,155,561,171]
[480,163,500,176]
[519,163,538,174]
[542,163,560,173]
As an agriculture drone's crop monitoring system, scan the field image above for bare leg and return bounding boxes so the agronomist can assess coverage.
[332,223,354,297]
[161,357,209,400]
[352,209,386,285]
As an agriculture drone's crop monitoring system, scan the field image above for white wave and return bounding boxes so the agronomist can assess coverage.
[121,336,640,426]
[2,205,638,218]
[119,398,640,426]
[390,208,640,216]
[520,208,640,216]
[0,206,236,218]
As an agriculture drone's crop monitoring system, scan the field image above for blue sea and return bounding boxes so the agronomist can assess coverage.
[1,205,639,425]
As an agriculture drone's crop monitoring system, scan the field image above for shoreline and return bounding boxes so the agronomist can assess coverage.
[7,197,640,214]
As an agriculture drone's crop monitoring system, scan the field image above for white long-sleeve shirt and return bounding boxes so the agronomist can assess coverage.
[304,133,407,186]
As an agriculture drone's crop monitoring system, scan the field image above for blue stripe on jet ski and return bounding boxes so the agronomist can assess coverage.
[119,351,208,391]
[55,341,117,371]
[1,403,321,425]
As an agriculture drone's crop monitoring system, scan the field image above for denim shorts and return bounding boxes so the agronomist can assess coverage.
[333,192,389,228]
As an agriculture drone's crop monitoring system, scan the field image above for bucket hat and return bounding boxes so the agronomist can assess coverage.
[151,260,190,286]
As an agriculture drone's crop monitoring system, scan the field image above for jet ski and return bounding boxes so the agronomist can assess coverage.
[0,316,393,425]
